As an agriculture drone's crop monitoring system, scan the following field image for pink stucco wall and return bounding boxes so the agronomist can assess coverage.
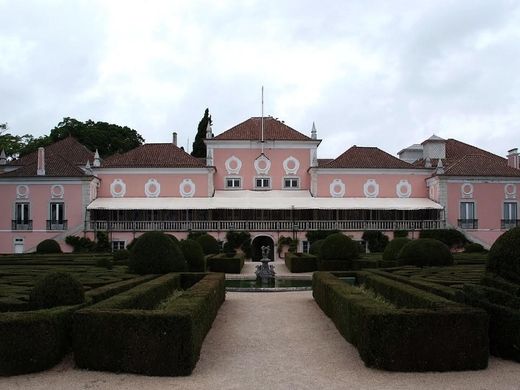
[0,182,87,253]
[212,148,311,190]
[96,173,210,197]
[316,174,428,198]
[447,182,518,231]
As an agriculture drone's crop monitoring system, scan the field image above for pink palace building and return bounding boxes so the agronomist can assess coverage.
[0,116,519,257]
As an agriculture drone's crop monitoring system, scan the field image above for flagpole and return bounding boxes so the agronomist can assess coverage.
[261,86,264,154]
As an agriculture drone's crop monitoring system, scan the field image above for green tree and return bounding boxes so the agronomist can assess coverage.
[191,108,212,158]
[18,118,145,157]
[0,123,36,160]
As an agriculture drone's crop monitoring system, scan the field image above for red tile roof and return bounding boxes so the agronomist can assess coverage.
[213,117,313,141]
[1,151,88,177]
[414,139,520,177]
[10,136,94,167]
[102,143,206,168]
[323,146,414,169]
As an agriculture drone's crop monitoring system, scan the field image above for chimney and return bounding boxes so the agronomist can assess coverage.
[311,122,317,140]
[172,132,178,146]
[0,149,6,165]
[507,148,519,169]
[37,147,45,175]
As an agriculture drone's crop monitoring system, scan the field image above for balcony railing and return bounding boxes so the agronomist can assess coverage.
[458,219,478,229]
[88,219,444,232]
[46,220,68,231]
[11,220,33,231]
[501,219,520,230]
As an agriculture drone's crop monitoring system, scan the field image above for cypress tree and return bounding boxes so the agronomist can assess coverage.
[191,108,212,157]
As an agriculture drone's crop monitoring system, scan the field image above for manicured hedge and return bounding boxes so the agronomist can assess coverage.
[73,273,226,376]
[351,259,378,270]
[313,272,489,371]
[382,237,411,261]
[284,252,317,273]
[463,282,520,361]
[487,227,520,284]
[397,238,454,267]
[0,275,157,376]
[207,253,245,274]
[0,304,82,376]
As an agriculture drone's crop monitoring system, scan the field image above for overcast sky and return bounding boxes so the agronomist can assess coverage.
[1,0,519,159]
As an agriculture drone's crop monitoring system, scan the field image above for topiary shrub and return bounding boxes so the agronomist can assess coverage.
[319,233,359,266]
[383,237,411,261]
[36,239,62,254]
[96,257,113,269]
[196,234,220,255]
[166,234,179,243]
[180,239,206,272]
[95,231,111,253]
[393,230,409,238]
[464,243,485,253]
[65,235,96,252]
[305,230,340,244]
[129,231,187,275]
[419,229,468,248]
[397,238,453,267]
[309,239,325,256]
[29,272,85,309]
[113,249,130,261]
[362,231,389,252]
[487,227,520,284]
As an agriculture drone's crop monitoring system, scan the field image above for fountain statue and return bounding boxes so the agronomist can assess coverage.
[255,245,275,284]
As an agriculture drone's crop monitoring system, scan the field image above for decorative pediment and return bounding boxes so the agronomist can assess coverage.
[254,153,271,175]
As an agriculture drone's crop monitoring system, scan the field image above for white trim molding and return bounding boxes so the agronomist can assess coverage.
[144,178,161,198]
[110,179,126,198]
[179,178,196,197]
[283,156,300,175]
[225,156,242,175]
[16,185,29,199]
[505,183,517,199]
[329,179,346,198]
[254,154,271,175]
[363,179,379,198]
[396,180,412,198]
[50,184,64,199]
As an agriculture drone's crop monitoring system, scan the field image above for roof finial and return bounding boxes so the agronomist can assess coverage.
[425,156,432,168]
[205,121,212,139]
[0,149,6,165]
[435,158,444,174]
[311,122,317,140]
[37,147,45,176]
[93,149,101,167]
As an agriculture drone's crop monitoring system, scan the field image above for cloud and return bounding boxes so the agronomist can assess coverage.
[0,0,519,159]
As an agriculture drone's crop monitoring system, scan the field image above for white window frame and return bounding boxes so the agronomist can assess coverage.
[283,176,300,189]
[112,240,126,251]
[49,202,65,224]
[302,240,310,253]
[254,176,271,190]
[225,176,242,189]
[14,202,30,223]
[504,202,518,220]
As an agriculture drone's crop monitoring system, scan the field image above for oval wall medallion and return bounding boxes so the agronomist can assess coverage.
[110,179,126,198]
[283,156,300,175]
[254,154,271,175]
[225,156,242,175]
[179,178,196,198]
[505,183,517,199]
[461,183,474,199]
[363,179,379,198]
[396,180,412,198]
[329,179,346,198]
[16,185,29,199]
[50,184,64,199]
[144,178,161,198]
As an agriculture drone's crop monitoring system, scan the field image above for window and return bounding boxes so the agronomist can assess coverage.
[302,240,310,254]
[459,202,477,229]
[283,177,299,189]
[112,241,125,251]
[47,202,67,230]
[225,177,241,189]
[13,203,31,230]
[255,177,271,189]
[502,202,519,229]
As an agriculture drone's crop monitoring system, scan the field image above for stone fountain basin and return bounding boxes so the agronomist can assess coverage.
[225,276,356,292]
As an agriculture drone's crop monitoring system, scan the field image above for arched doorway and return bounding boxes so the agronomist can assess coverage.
[252,235,275,262]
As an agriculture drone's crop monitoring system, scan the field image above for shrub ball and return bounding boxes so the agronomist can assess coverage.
[36,239,62,254]
[129,231,187,274]
[464,243,485,253]
[383,237,411,261]
[29,272,85,309]
[309,239,325,256]
[196,234,220,255]
[487,227,520,283]
[320,233,359,262]
[397,238,453,267]
[180,239,206,272]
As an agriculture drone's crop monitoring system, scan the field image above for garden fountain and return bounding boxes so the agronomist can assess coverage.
[255,245,275,284]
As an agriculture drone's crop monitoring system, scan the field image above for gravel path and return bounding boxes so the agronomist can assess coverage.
[1,291,520,390]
